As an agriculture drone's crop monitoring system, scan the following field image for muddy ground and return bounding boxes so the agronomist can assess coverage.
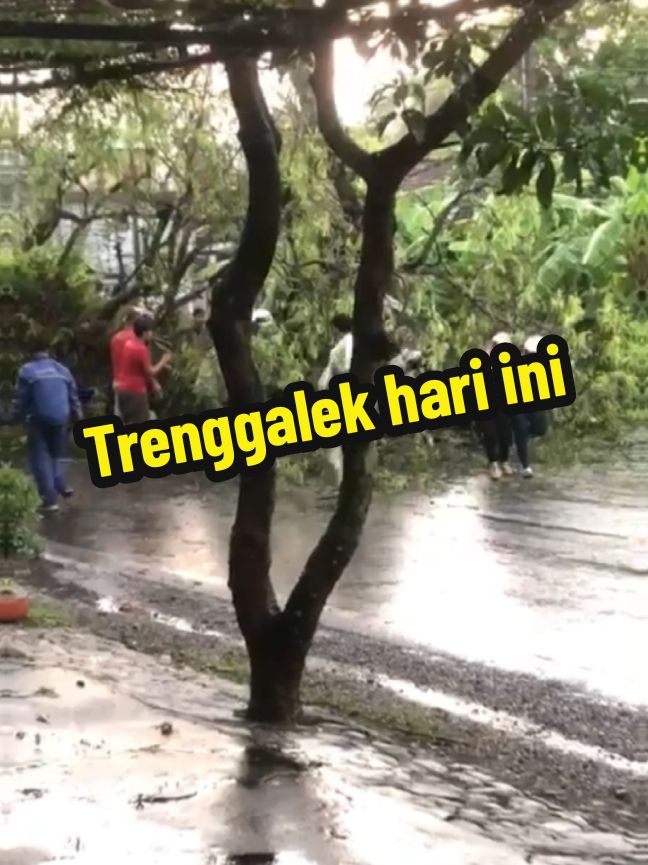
[16,555,643,837]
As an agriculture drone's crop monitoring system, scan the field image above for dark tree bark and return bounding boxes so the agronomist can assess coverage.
[285,0,582,685]
[207,58,296,722]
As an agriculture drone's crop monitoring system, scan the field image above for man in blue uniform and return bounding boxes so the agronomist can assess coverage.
[13,345,82,512]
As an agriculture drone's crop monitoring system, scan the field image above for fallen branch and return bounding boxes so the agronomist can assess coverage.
[134,792,197,809]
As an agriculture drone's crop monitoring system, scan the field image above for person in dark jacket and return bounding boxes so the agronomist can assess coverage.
[13,346,82,512]
[511,334,549,477]
[477,331,515,480]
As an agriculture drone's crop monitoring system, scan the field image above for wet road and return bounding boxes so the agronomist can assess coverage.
[3,630,641,864]
[43,435,646,707]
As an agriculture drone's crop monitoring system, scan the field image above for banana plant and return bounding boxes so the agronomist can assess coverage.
[536,160,647,298]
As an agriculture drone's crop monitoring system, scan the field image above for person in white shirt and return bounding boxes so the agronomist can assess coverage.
[318,314,424,485]
[318,314,354,391]
[317,314,354,485]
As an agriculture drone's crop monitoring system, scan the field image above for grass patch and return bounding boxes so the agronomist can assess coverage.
[303,673,447,744]
[172,644,249,685]
[25,598,73,628]
[169,644,446,744]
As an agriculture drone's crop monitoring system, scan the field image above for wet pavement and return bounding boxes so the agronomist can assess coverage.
[41,434,646,708]
[1,629,642,865]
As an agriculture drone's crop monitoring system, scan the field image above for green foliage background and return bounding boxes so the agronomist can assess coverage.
[0,465,43,559]
[4,2,644,485]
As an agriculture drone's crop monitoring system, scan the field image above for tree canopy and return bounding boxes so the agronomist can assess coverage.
[0,1,598,92]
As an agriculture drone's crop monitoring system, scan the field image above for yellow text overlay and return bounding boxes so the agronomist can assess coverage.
[74,335,576,488]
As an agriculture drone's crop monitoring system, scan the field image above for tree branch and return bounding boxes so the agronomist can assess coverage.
[380,0,582,183]
[310,40,373,182]
[0,49,221,95]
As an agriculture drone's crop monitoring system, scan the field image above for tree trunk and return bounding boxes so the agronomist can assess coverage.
[208,57,285,722]
[209,2,579,723]
[352,178,397,378]
[283,176,397,650]
[246,615,307,723]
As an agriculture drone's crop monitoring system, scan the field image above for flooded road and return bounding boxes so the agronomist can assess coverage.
[42,435,646,707]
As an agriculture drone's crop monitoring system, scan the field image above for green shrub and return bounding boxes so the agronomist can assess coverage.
[0,464,43,559]
[157,345,225,417]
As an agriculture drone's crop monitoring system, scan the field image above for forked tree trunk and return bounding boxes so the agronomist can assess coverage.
[242,177,396,722]
[279,178,398,688]
[211,1,578,723]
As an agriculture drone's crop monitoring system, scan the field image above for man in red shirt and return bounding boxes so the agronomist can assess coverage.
[109,308,138,415]
[114,315,171,424]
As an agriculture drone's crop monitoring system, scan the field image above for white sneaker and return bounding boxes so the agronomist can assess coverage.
[41,503,60,514]
[489,462,502,480]
[522,466,534,478]
[501,462,514,476]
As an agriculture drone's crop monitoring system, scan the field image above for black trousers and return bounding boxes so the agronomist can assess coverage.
[511,412,548,468]
[478,415,512,464]
[479,412,548,467]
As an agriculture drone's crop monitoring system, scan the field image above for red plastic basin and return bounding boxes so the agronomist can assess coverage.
[0,595,30,622]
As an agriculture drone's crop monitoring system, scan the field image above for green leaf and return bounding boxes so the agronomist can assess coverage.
[517,149,538,187]
[552,98,571,141]
[421,42,442,69]
[402,109,427,144]
[536,236,588,294]
[394,82,408,105]
[376,111,397,137]
[412,82,426,105]
[536,157,556,209]
[459,139,475,164]
[501,100,533,130]
[467,125,505,147]
[500,153,521,194]
[482,102,507,129]
[576,76,611,110]
[476,140,510,176]
[582,216,624,269]
[552,194,610,218]
[536,104,554,141]
[562,149,580,183]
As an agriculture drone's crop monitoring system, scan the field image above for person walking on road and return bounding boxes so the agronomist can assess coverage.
[113,315,172,425]
[13,344,82,513]
[511,334,549,478]
[477,331,515,481]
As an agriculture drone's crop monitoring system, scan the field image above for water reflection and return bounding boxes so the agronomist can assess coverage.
[43,457,646,704]
[210,733,341,865]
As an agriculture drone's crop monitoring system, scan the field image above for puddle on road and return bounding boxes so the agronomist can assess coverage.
[3,663,551,865]
[89,591,642,776]
[96,596,223,639]
[379,677,645,776]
